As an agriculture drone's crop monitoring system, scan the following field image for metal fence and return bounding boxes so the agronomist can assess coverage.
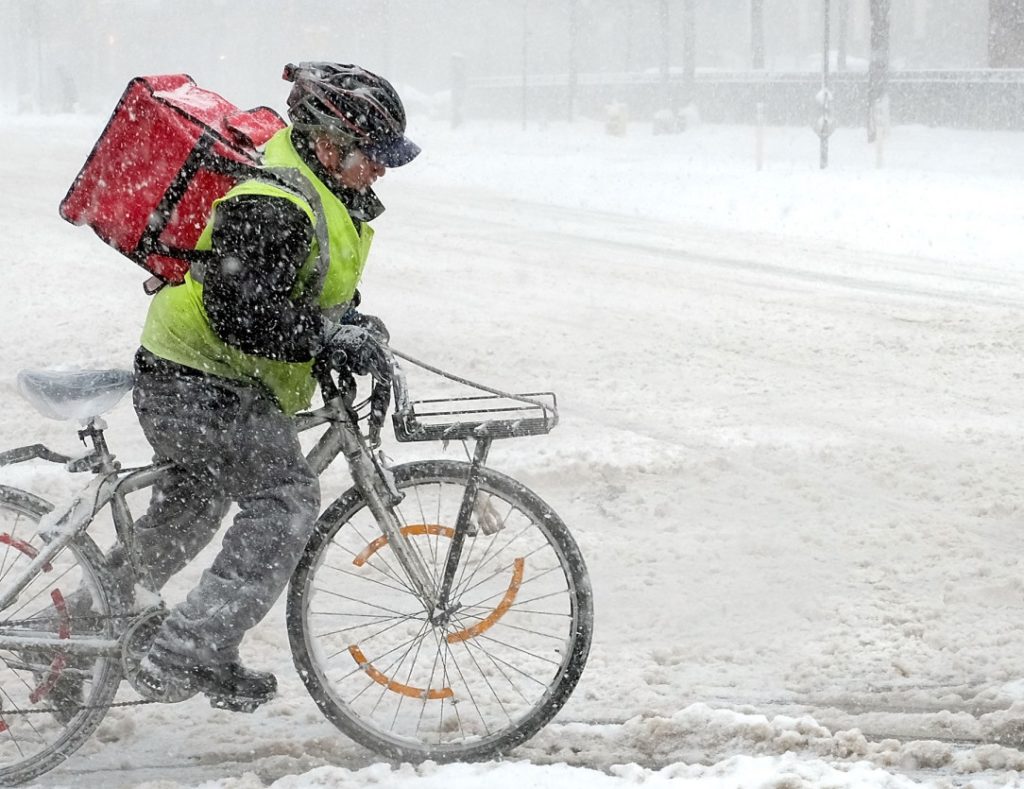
[465,69,1024,131]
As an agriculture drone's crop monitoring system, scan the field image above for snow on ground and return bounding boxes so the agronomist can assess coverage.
[2,112,1024,787]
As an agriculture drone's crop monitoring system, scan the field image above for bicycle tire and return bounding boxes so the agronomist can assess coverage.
[287,460,593,761]
[0,485,123,785]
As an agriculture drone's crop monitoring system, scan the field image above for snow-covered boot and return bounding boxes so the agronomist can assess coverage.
[134,648,276,712]
[196,662,278,713]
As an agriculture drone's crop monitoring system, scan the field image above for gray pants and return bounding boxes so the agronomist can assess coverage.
[128,351,320,666]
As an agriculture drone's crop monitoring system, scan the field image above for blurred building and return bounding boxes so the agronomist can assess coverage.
[0,0,1019,119]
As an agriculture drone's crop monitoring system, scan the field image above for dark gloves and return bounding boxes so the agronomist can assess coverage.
[338,307,390,343]
[320,322,390,381]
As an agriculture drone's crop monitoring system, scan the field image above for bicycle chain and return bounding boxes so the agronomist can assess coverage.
[0,611,161,715]
[0,613,138,628]
[9,698,158,715]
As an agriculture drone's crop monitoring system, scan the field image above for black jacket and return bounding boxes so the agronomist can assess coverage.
[200,137,384,363]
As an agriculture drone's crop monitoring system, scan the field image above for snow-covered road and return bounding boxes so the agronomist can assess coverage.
[3,114,1024,787]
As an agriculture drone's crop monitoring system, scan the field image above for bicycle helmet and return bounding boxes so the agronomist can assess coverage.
[283,62,420,167]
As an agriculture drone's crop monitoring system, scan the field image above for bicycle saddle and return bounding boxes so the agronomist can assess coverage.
[16,369,134,422]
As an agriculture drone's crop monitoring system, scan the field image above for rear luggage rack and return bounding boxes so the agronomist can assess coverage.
[389,351,558,444]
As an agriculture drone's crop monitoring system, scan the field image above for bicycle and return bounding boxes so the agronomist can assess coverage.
[0,352,593,785]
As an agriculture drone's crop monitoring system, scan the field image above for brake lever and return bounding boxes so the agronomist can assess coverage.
[367,376,392,448]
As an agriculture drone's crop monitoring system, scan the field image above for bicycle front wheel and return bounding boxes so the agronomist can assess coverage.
[0,485,123,785]
[288,460,593,761]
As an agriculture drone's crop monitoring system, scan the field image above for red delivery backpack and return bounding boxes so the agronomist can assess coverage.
[60,74,286,291]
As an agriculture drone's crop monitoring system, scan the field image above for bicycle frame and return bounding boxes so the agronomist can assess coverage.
[0,347,544,663]
[0,374,489,657]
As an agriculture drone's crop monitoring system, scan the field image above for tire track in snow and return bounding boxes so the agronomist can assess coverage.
[389,185,1024,311]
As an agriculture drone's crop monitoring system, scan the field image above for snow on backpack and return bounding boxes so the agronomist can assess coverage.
[59,74,286,293]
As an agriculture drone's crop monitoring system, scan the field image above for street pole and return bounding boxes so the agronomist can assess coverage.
[567,0,579,122]
[751,0,765,70]
[682,0,696,110]
[624,0,633,72]
[837,0,849,71]
[33,1,44,112]
[819,0,832,169]
[522,0,528,131]
[659,0,670,115]
[382,0,393,78]
[867,0,892,142]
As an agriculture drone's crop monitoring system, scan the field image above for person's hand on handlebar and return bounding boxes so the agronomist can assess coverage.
[338,305,390,343]
[320,322,391,383]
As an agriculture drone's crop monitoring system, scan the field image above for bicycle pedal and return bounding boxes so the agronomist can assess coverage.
[207,692,272,713]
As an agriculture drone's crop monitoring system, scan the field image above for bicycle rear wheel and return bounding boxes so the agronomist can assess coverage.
[288,460,592,761]
[0,485,123,785]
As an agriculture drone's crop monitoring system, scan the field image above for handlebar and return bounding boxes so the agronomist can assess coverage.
[309,346,558,446]
[313,348,405,447]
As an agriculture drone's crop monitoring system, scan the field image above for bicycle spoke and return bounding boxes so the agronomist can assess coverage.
[323,611,424,660]
[431,625,459,745]
[310,610,410,620]
[454,542,555,604]
[0,512,26,584]
[451,521,539,603]
[391,620,432,730]
[468,632,562,668]
[331,627,436,688]
[453,611,567,644]
[318,613,417,648]
[0,705,27,760]
[392,499,443,585]
[369,617,431,719]
[453,632,513,726]
[509,587,575,609]
[348,626,435,707]
[438,629,490,738]
[312,585,414,620]
[453,630,552,691]
[338,517,417,593]
[415,627,445,737]
[0,682,46,749]
[5,560,79,623]
[411,484,440,569]
[454,496,516,597]
[457,564,567,613]
[449,612,539,702]
[319,561,415,596]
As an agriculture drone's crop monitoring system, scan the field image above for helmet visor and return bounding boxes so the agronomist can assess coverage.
[361,134,421,168]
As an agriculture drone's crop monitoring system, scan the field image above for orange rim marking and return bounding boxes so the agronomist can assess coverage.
[0,534,53,571]
[28,590,71,704]
[352,524,454,567]
[447,557,525,644]
[348,645,453,699]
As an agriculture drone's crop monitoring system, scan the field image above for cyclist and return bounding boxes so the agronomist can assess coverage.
[122,62,420,709]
